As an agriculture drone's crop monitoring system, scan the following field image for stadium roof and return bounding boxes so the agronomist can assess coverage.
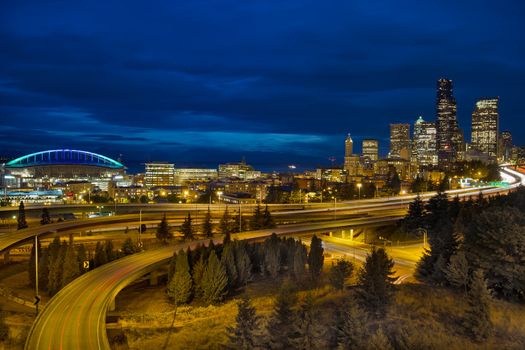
[5,149,124,169]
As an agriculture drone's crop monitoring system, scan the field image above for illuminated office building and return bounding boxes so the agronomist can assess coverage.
[144,162,175,187]
[498,130,512,162]
[390,123,411,160]
[471,97,499,161]
[413,116,438,166]
[362,139,379,161]
[436,78,463,167]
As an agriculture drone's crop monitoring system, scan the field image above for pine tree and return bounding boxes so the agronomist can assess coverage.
[292,294,324,349]
[17,201,28,230]
[328,259,354,291]
[264,238,280,278]
[40,208,51,225]
[366,328,394,350]
[263,205,276,228]
[220,207,233,236]
[234,241,252,286]
[357,247,397,317]
[308,235,324,281]
[38,249,49,292]
[192,255,206,299]
[333,300,367,350]
[202,207,213,237]
[94,241,108,267]
[105,240,116,262]
[263,283,296,349]
[444,250,469,293]
[201,251,228,304]
[28,238,42,288]
[404,194,424,232]
[221,243,238,289]
[121,238,136,256]
[293,244,307,279]
[48,241,67,296]
[77,244,88,272]
[156,214,172,243]
[464,270,492,341]
[226,296,260,350]
[180,213,194,240]
[167,250,193,304]
[250,205,263,230]
[61,242,80,288]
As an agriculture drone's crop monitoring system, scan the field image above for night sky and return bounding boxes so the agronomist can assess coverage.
[1,1,524,171]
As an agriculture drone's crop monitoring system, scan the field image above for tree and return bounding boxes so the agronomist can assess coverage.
[140,223,147,234]
[94,241,108,267]
[463,270,492,341]
[292,294,324,349]
[220,207,234,236]
[202,207,213,237]
[61,242,80,288]
[264,237,281,278]
[308,235,324,281]
[328,259,354,290]
[262,205,276,228]
[263,283,296,349]
[293,244,307,279]
[38,249,49,292]
[192,255,206,298]
[403,195,425,232]
[167,250,193,304]
[221,243,238,289]
[357,247,397,317]
[226,296,260,350]
[444,250,469,293]
[77,244,88,273]
[48,240,67,296]
[156,214,172,243]
[386,169,401,195]
[250,205,263,230]
[121,238,136,256]
[180,213,194,241]
[17,201,28,229]
[28,238,42,288]
[40,208,51,225]
[332,300,367,350]
[234,241,252,287]
[201,251,228,304]
[366,328,394,350]
[105,240,116,262]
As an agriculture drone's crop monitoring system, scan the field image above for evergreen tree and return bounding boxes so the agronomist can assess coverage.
[444,250,469,293]
[94,241,108,267]
[403,194,425,232]
[167,250,193,304]
[366,328,394,350]
[263,283,296,349]
[264,237,281,278]
[156,214,172,243]
[220,207,236,236]
[48,241,67,296]
[28,238,42,288]
[463,270,492,342]
[201,251,228,304]
[202,207,213,237]
[38,249,49,292]
[192,255,206,298]
[226,296,260,350]
[77,244,88,273]
[105,240,116,262]
[263,205,276,228]
[180,213,194,240]
[121,238,136,256]
[221,243,238,289]
[17,201,28,230]
[292,294,324,349]
[61,242,80,288]
[234,241,252,287]
[250,205,263,230]
[357,247,397,317]
[333,300,367,350]
[308,235,324,280]
[293,244,307,279]
[387,169,401,195]
[40,208,51,225]
[328,259,354,290]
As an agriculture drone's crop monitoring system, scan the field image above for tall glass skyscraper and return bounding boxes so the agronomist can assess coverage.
[436,78,463,167]
[471,97,499,161]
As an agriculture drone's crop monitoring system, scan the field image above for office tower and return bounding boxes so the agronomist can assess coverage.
[436,78,463,167]
[390,123,411,160]
[498,130,512,162]
[471,97,499,161]
[413,116,438,166]
[344,134,353,158]
[362,139,379,161]
[144,162,175,187]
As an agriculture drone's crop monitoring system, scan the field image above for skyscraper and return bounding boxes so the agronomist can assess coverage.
[362,139,379,161]
[436,78,463,167]
[471,97,499,161]
[413,116,438,166]
[390,123,411,160]
[343,134,360,175]
[498,130,512,162]
[344,133,353,158]
[145,162,175,187]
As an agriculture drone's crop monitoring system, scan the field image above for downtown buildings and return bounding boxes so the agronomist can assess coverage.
[471,98,499,162]
[436,79,464,167]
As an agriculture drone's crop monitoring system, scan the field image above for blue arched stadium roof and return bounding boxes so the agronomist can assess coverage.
[5,149,124,169]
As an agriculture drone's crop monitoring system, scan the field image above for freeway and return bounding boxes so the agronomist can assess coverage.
[25,214,403,350]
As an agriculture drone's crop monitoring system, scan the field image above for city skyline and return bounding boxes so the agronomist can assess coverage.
[1,1,525,167]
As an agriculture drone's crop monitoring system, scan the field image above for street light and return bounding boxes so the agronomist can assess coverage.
[332,196,337,221]
[357,183,362,200]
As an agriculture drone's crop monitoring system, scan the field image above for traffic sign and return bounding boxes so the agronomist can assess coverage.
[83,261,90,269]
[34,296,41,305]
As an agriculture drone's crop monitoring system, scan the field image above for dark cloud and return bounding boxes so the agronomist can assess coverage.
[0,0,524,169]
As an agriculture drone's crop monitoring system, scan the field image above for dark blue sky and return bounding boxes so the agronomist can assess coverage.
[1,0,524,170]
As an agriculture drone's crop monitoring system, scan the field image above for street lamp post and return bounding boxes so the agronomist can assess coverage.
[333,197,337,221]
